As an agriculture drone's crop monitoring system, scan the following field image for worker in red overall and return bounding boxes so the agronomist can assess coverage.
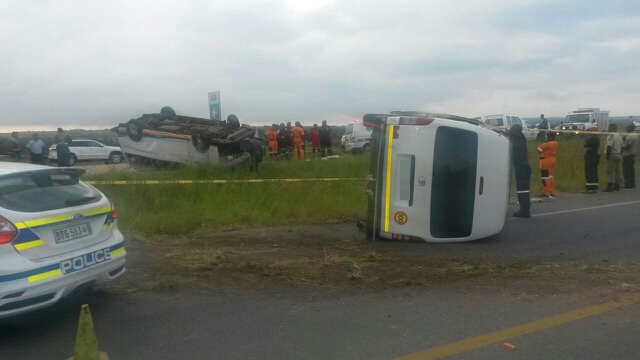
[310,124,320,158]
[291,122,305,160]
[265,124,279,161]
[538,132,558,198]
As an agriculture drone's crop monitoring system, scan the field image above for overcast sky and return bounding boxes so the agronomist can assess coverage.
[1,0,639,129]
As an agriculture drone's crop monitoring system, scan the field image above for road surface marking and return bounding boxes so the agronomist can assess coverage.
[395,294,640,360]
[507,200,640,220]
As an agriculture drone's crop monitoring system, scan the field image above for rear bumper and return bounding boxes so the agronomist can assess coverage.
[0,239,126,319]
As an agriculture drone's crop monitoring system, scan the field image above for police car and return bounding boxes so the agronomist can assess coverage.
[0,163,125,318]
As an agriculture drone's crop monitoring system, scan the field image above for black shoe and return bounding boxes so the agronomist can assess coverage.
[513,211,531,218]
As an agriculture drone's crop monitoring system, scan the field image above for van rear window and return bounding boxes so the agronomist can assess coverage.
[430,127,478,238]
[0,172,101,212]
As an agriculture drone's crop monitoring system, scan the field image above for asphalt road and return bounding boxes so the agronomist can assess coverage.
[1,190,640,360]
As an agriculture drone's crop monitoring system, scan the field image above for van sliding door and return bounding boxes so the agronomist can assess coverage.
[430,127,478,238]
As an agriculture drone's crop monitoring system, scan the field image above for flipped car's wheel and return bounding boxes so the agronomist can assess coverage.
[191,131,210,153]
[109,153,123,164]
[126,122,143,142]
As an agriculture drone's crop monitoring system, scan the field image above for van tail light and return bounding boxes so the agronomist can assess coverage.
[0,216,18,245]
[399,117,434,126]
[109,199,118,220]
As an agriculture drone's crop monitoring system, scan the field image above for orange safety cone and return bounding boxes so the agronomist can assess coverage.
[67,304,109,360]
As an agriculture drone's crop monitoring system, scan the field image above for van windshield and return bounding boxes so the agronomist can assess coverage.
[346,124,353,134]
[565,114,590,123]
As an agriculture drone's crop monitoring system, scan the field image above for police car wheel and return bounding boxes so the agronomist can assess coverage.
[69,156,77,166]
[109,153,123,164]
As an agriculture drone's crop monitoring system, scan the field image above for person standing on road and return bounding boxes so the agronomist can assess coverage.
[506,124,532,217]
[8,132,21,162]
[265,124,279,161]
[537,114,550,141]
[25,133,45,165]
[622,123,638,189]
[603,124,623,192]
[291,122,305,160]
[310,124,320,158]
[318,120,333,157]
[538,132,558,199]
[583,133,601,194]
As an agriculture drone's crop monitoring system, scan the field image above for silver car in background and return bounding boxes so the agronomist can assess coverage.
[0,163,126,319]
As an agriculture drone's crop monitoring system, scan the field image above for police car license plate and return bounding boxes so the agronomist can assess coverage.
[54,223,93,243]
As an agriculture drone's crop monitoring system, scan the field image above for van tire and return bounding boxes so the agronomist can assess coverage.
[126,122,143,142]
[362,143,371,153]
[191,131,210,153]
[108,153,123,164]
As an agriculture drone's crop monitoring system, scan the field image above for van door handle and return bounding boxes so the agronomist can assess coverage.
[479,176,484,195]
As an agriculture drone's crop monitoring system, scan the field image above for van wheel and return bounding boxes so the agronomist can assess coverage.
[362,144,371,153]
[126,122,143,142]
[69,155,77,166]
[109,153,123,164]
[191,131,210,153]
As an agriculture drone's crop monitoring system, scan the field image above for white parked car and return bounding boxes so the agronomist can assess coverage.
[49,139,124,166]
[344,121,372,153]
[0,163,126,318]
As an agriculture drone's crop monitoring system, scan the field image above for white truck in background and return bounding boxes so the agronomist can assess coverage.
[558,108,609,133]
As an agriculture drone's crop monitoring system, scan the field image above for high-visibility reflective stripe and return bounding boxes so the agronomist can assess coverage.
[384,125,394,233]
[110,247,125,258]
[541,176,554,180]
[537,147,543,152]
[14,239,45,251]
[586,183,599,186]
[28,269,62,283]
[516,190,530,194]
[14,206,112,230]
[86,178,366,185]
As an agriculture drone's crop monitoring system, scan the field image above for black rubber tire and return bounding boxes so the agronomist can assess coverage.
[191,131,210,153]
[362,143,371,153]
[109,153,123,164]
[69,156,77,166]
[126,122,143,142]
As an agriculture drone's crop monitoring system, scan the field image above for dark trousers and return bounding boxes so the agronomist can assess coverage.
[515,165,531,213]
[320,138,332,157]
[585,150,600,191]
[623,155,636,188]
[30,153,44,165]
[250,155,261,172]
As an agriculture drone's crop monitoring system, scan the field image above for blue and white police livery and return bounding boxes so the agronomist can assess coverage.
[0,163,126,319]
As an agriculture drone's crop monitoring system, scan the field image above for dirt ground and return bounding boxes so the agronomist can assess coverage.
[108,222,640,298]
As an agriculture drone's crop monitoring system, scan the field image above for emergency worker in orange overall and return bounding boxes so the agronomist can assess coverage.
[537,131,558,198]
[291,121,305,160]
[265,123,279,161]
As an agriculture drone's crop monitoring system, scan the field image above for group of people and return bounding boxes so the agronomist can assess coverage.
[510,119,639,218]
[264,120,334,162]
[6,128,73,166]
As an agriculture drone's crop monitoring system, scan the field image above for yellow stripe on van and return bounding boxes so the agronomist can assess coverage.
[110,247,125,258]
[384,125,394,232]
[18,206,112,229]
[28,269,62,283]
[14,239,46,251]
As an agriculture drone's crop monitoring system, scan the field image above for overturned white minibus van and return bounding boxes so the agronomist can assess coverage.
[364,112,510,243]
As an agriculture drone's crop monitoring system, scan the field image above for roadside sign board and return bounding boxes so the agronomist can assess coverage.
[208,91,221,120]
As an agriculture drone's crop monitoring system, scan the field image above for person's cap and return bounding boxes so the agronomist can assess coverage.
[540,114,544,118]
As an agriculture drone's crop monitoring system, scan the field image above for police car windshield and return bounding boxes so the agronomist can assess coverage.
[565,114,590,123]
[0,172,102,212]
